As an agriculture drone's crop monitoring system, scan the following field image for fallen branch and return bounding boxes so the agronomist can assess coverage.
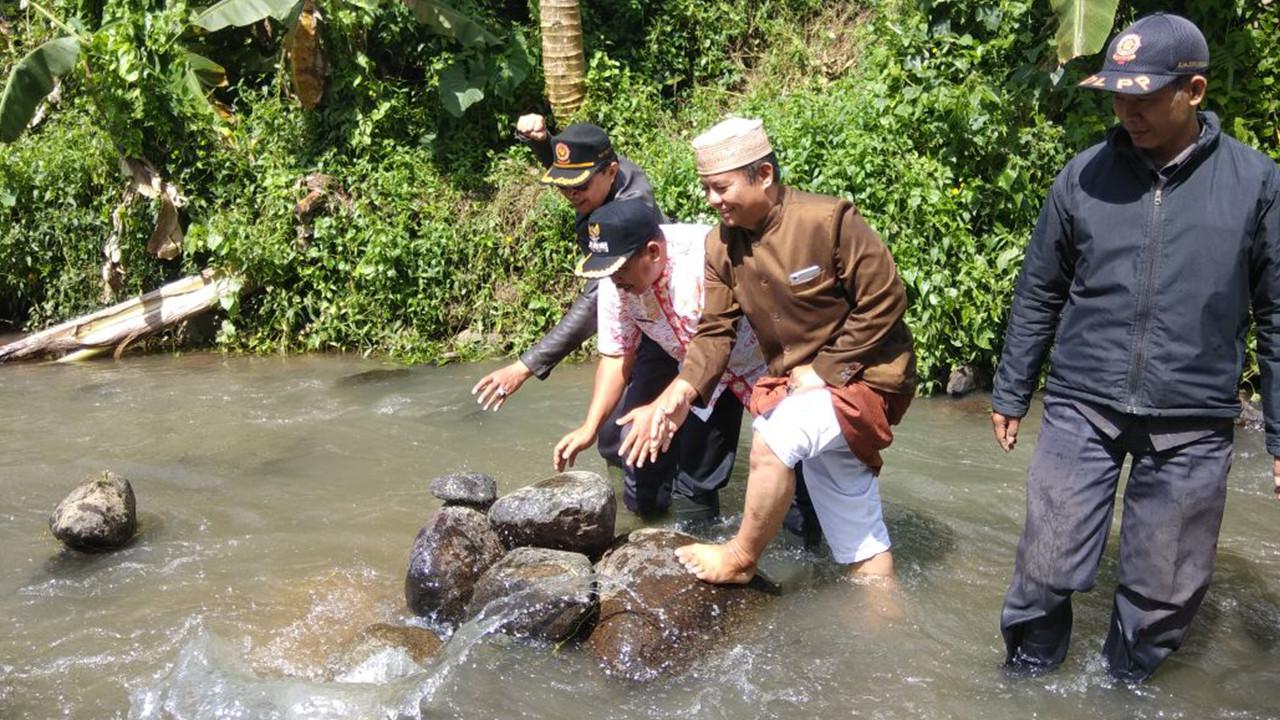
[0,268,241,362]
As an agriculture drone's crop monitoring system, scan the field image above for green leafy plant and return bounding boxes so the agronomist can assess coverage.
[193,0,527,116]
[0,1,226,147]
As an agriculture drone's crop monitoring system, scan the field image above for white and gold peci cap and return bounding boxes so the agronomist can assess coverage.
[691,117,773,176]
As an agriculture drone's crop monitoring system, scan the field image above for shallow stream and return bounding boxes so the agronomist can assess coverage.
[2,354,1278,719]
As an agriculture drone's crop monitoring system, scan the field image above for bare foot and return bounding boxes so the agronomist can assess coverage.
[674,541,757,584]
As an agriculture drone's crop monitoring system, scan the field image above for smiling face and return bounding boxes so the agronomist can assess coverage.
[557,162,619,214]
[698,162,776,230]
[1112,76,1206,165]
[609,239,665,295]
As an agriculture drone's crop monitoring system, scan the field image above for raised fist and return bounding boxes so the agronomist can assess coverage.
[515,113,548,141]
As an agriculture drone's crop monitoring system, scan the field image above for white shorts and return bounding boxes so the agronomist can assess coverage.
[752,388,891,564]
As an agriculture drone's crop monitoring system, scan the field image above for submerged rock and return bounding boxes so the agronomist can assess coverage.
[487,471,615,557]
[49,471,137,552]
[334,368,411,387]
[405,506,505,626]
[588,528,771,682]
[468,547,595,642]
[326,623,443,681]
[946,365,990,397]
[430,472,498,510]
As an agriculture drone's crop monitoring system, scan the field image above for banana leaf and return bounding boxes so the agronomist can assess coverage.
[402,0,497,47]
[0,36,80,143]
[1050,0,1119,65]
[183,49,228,88]
[193,0,304,32]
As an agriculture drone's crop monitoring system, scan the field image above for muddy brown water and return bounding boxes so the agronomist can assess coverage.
[1,354,1278,719]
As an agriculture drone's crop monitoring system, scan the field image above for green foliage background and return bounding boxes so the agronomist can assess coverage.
[1,0,1277,391]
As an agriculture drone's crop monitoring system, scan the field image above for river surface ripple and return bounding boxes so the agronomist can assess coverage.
[1,353,1278,719]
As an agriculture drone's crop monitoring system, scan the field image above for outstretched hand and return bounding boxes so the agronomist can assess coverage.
[553,425,596,472]
[991,412,1021,453]
[471,361,533,412]
[617,381,695,467]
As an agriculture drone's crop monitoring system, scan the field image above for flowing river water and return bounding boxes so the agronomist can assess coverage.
[1,353,1278,719]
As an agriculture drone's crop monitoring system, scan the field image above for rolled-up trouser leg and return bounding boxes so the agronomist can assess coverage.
[1001,397,1126,671]
[1103,425,1232,682]
[596,335,680,513]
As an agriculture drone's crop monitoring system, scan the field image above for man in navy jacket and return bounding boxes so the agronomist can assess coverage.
[991,13,1280,681]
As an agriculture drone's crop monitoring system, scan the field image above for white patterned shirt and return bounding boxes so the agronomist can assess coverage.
[597,223,766,416]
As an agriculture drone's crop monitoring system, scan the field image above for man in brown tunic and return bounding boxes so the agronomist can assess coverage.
[619,118,916,582]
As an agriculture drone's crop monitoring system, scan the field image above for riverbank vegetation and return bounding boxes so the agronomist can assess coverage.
[1,0,1277,390]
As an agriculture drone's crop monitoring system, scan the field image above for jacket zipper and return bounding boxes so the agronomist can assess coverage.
[1125,176,1166,412]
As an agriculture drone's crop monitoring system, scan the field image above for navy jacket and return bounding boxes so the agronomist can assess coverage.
[518,135,666,379]
[992,112,1280,454]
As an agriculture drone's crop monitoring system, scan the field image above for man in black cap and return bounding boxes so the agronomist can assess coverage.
[991,13,1280,681]
[469,116,740,523]
[550,200,765,519]
[471,116,666,417]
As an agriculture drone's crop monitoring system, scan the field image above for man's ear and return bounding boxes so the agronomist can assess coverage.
[646,239,663,261]
[1186,75,1207,107]
[758,161,776,189]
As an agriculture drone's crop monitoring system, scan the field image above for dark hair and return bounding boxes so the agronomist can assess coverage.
[1169,75,1192,91]
[742,152,782,184]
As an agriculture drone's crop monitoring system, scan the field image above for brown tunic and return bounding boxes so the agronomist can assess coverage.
[680,186,916,404]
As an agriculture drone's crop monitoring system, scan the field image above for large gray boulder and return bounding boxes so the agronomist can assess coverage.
[587,528,771,682]
[487,471,615,557]
[405,506,505,626]
[430,472,497,510]
[49,471,137,552]
[467,547,595,642]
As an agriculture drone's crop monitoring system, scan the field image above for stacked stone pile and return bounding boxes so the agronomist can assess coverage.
[404,470,775,680]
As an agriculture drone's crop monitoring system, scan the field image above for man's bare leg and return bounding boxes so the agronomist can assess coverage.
[848,549,895,579]
[675,432,794,583]
[845,549,903,623]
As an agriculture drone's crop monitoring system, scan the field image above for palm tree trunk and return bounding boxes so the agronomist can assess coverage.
[539,0,585,119]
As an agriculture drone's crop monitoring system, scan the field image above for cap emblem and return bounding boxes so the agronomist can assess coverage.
[587,223,608,254]
[554,143,572,163]
[1113,33,1142,65]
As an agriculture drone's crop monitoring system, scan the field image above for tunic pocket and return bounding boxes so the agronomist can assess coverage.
[787,267,829,297]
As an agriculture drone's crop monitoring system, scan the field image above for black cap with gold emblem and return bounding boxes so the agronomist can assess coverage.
[1078,13,1210,95]
[540,123,618,188]
[573,199,660,279]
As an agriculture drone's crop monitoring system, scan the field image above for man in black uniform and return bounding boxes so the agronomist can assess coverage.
[991,14,1280,681]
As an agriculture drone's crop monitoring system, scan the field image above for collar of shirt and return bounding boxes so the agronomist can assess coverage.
[1140,121,1206,178]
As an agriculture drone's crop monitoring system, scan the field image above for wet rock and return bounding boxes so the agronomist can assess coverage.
[946,365,990,397]
[467,547,595,642]
[1237,395,1265,432]
[430,472,497,510]
[326,623,443,681]
[405,506,505,626]
[587,528,770,682]
[49,471,137,552]
[487,471,615,557]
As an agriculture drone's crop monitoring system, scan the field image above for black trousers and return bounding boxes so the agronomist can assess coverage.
[595,335,741,513]
[1000,395,1233,681]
